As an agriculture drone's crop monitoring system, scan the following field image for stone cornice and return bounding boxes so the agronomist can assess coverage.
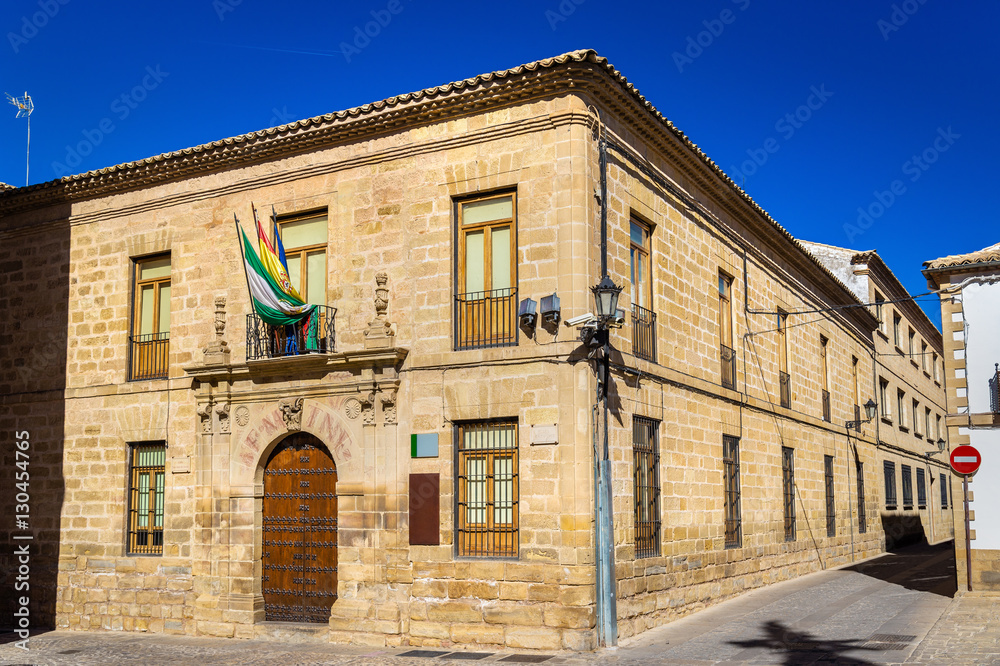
[183,347,408,386]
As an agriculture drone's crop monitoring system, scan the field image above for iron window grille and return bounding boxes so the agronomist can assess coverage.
[632,304,657,363]
[128,332,170,381]
[916,468,926,509]
[781,447,795,541]
[246,305,336,360]
[824,455,836,537]
[126,442,166,555]
[723,435,742,549]
[901,464,913,510]
[633,416,661,558]
[455,419,518,558]
[884,461,897,510]
[940,473,948,509]
[721,344,736,390]
[857,460,866,534]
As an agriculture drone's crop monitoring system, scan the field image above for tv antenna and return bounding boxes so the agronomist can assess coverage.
[6,91,34,186]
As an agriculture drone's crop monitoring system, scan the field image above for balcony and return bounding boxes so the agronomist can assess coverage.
[128,332,169,381]
[631,303,656,363]
[822,389,831,422]
[779,371,791,408]
[246,305,336,361]
[455,288,517,350]
[991,365,999,413]
[721,344,736,390]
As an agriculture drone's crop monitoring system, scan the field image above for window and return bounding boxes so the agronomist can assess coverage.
[851,356,860,418]
[897,390,907,430]
[719,273,735,389]
[782,447,795,541]
[893,313,902,348]
[456,419,518,557]
[824,455,836,537]
[908,328,916,360]
[921,341,929,373]
[879,378,891,421]
[901,464,913,510]
[932,352,940,383]
[630,218,656,362]
[917,468,926,509]
[874,292,885,333]
[456,193,517,349]
[127,442,166,555]
[723,435,742,548]
[936,414,942,441]
[278,212,328,306]
[857,460,866,534]
[777,310,790,408]
[633,417,661,558]
[925,408,932,441]
[940,472,948,509]
[912,399,920,435]
[130,255,171,381]
[884,461,897,510]
[820,336,831,422]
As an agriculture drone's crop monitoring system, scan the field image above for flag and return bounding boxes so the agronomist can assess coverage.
[239,225,315,326]
[254,206,302,302]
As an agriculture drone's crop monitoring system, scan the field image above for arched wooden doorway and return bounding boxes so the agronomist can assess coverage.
[262,432,338,623]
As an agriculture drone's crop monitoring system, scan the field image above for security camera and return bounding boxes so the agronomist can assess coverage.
[565,313,596,327]
[610,308,626,328]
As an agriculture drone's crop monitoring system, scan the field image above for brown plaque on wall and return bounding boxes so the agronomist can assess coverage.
[409,473,440,545]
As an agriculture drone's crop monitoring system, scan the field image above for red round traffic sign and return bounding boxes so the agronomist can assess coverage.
[950,445,982,475]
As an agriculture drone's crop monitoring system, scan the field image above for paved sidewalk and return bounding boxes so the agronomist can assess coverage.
[3,542,997,665]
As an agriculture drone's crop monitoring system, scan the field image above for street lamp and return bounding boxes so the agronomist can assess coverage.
[846,398,877,430]
[591,276,622,321]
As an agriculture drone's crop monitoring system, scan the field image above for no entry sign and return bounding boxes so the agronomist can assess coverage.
[950,445,982,475]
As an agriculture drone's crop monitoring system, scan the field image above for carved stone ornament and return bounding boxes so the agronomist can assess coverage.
[374,272,389,318]
[196,403,212,433]
[380,388,397,425]
[215,402,231,434]
[214,295,227,338]
[360,390,376,425]
[278,397,305,431]
[234,405,250,428]
[202,295,231,359]
[364,272,395,348]
[344,398,362,420]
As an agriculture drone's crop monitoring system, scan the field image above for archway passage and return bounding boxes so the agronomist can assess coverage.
[262,432,338,623]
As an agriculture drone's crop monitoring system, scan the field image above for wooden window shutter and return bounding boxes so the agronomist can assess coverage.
[409,473,440,545]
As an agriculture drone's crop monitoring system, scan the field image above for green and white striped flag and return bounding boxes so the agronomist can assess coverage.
[239,226,315,326]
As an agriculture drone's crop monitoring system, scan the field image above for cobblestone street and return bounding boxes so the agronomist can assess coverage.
[4,542,998,665]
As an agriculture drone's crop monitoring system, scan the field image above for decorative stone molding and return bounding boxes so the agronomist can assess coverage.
[234,405,250,428]
[364,272,396,349]
[197,403,212,433]
[203,295,231,364]
[380,388,397,425]
[360,390,376,425]
[278,397,304,431]
[216,402,231,434]
[344,398,361,420]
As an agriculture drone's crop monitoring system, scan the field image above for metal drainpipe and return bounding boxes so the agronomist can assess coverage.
[594,133,618,647]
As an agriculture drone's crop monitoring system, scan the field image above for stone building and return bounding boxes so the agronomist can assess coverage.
[923,242,1000,591]
[802,243,953,548]
[0,50,951,650]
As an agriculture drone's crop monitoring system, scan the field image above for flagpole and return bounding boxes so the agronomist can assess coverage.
[235,214,257,317]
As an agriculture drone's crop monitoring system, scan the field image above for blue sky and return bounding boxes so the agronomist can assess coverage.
[2,0,996,327]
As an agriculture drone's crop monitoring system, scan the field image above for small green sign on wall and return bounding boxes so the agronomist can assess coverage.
[411,433,439,458]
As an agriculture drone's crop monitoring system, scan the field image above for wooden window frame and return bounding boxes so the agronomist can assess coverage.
[277,210,328,305]
[820,336,831,421]
[901,464,913,510]
[893,313,902,349]
[884,461,897,510]
[916,468,926,509]
[630,217,652,310]
[454,191,518,350]
[879,377,891,422]
[126,442,166,555]
[129,254,171,381]
[633,416,661,558]
[455,419,519,558]
[874,292,886,334]
[897,389,907,431]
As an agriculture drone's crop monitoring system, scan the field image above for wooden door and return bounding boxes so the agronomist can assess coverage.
[262,433,338,623]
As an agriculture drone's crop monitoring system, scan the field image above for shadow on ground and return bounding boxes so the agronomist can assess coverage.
[729,620,878,665]
[844,539,957,597]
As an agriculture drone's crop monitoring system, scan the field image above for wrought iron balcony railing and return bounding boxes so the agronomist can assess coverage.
[128,332,169,381]
[247,305,336,361]
[779,371,791,408]
[455,288,517,350]
[721,344,736,390]
[631,303,656,363]
[822,389,831,422]
[991,365,999,413]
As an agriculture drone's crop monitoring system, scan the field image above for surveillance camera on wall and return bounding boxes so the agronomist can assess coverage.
[565,313,596,327]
